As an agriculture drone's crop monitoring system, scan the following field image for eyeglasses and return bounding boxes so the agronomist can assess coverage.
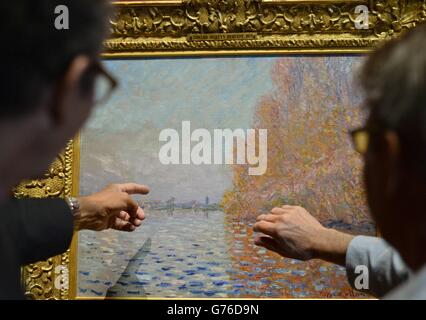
[350,127,370,155]
[88,62,118,105]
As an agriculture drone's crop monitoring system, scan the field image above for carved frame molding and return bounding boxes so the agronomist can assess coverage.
[105,0,426,56]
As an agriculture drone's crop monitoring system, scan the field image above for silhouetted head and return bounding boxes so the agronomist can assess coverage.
[0,0,115,201]
[357,24,426,270]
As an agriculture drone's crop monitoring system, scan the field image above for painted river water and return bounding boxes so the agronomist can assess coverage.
[78,209,363,298]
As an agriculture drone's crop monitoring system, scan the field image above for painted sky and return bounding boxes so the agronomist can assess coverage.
[80,58,276,203]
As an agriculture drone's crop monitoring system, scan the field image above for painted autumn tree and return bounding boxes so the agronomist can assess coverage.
[222,57,372,231]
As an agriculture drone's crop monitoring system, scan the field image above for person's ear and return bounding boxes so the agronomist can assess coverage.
[383,131,401,195]
[49,55,91,126]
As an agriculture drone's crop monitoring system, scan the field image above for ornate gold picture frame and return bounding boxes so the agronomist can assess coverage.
[16,0,426,300]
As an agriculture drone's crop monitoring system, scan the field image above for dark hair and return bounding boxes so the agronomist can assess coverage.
[0,0,109,118]
[361,24,426,177]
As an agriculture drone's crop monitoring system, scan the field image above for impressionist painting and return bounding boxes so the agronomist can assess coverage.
[77,56,374,298]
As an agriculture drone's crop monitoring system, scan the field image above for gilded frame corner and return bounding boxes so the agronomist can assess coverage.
[17,0,426,299]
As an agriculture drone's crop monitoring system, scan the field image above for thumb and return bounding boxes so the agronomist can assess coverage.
[254,236,281,253]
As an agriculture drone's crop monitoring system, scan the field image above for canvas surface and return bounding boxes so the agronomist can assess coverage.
[77,56,373,298]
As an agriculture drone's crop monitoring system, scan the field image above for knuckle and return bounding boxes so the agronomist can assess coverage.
[279,215,288,223]
[255,223,263,230]
[119,192,129,200]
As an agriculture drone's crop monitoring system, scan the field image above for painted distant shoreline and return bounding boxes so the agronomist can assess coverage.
[141,200,220,211]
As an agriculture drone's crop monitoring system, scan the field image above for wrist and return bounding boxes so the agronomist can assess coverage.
[65,196,88,232]
[310,226,334,259]
[311,227,354,266]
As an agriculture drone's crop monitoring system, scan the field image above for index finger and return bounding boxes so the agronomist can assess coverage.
[118,183,150,195]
